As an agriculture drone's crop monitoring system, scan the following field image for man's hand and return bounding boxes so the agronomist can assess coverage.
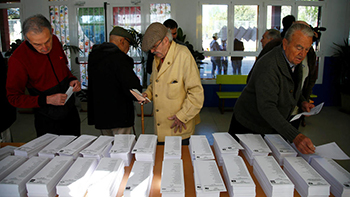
[301,101,315,112]
[293,133,315,154]
[47,93,67,106]
[141,93,150,104]
[168,115,187,133]
[70,80,81,92]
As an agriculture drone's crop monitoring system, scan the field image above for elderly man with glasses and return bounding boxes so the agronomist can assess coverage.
[141,22,204,145]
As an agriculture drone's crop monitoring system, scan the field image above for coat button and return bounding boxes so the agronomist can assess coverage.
[155,94,158,97]
[156,79,159,82]
[157,123,160,126]
[167,62,170,65]
[156,109,159,112]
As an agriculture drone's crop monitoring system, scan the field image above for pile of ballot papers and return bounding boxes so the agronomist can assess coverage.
[253,156,294,197]
[86,158,125,197]
[57,157,98,197]
[26,156,74,197]
[124,161,154,197]
[80,135,114,159]
[283,157,330,197]
[189,135,215,162]
[38,135,76,158]
[161,159,185,197]
[0,145,17,161]
[0,157,50,197]
[264,134,297,166]
[163,136,182,160]
[132,134,157,165]
[193,160,226,197]
[58,135,97,159]
[310,157,350,197]
[110,134,136,166]
[221,155,256,197]
[14,133,58,158]
[0,155,27,181]
[212,133,243,166]
[236,134,271,166]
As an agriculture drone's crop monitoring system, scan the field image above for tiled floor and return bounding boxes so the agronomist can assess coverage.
[7,104,350,172]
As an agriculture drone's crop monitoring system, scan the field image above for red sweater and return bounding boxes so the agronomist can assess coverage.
[6,35,76,108]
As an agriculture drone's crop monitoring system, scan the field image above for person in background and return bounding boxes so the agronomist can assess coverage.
[221,39,228,75]
[210,33,222,77]
[6,14,81,137]
[141,22,204,145]
[281,15,296,38]
[229,23,316,154]
[231,38,244,75]
[87,26,142,136]
[261,29,281,48]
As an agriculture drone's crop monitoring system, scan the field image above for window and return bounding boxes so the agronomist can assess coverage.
[0,7,21,54]
[113,6,141,32]
[266,5,292,30]
[150,3,171,23]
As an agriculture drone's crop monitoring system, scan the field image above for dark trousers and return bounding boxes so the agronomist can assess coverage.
[34,107,81,137]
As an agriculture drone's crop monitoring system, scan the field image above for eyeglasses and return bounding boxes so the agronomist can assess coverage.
[151,37,164,51]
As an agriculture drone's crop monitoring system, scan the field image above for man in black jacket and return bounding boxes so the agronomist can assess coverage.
[87,26,142,135]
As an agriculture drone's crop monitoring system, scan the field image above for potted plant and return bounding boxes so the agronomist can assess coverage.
[332,39,350,113]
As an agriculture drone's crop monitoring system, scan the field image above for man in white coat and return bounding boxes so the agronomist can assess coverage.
[141,22,204,145]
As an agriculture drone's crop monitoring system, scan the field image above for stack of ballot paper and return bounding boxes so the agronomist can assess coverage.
[310,157,350,197]
[80,135,114,159]
[57,157,98,197]
[189,135,215,162]
[283,157,330,197]
[221,155,256,197]
[110,134,136,166]
[132,134,157,164]
[124,161,154,197]
[193,160,226,197]
[253,156,294,197]
[26,156,74,197]
[264,134,297,166]
[38,135,76,158]
[14,133,58,158]
[86,158,125,197]
[236,134,271,166]
[0,145,17,161]
[58,134,97,159]
[161,159,185,197]
[164,136,182,160]
[0,157,50,197]
[0,155,27,181]
[212,133,243,166]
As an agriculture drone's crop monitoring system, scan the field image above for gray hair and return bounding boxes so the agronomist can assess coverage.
[166,29,173,43]
[284,23,314,42]
[22,14,52,39]
[266,29,281,40]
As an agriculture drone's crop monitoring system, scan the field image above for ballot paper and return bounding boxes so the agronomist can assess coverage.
[236,134,271,166]
[86,158,124,197]
[130,89,151,102]
[0,156,50,197]
[189,135,215,161]
[283,157,330,197]
[124,161,154,197]
[193,160,226,197]
[253,156,294,197]
[164,136,182,160]
[290,102,324,122]
[14,133,58,158]
[161,159,185,197]
[212,132,243,166]
[56,157,98,197]
[221,155,256,197]
[310,157,350,197]
[0,155,27,181]
[26,156,74,197]
[58,134,97,159]
[64,86,74,104]
[132,134,157,165]
[80,135,114,159]
[110,134,136,166]
[0,145,17,161]
[38,135,77,158]
[264,134,297,166]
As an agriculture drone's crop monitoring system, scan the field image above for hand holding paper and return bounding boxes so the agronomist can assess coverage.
[130,89,151,103]
[64,86,74,104]
[290,102,324,122]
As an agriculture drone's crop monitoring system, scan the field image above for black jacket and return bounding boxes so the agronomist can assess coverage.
[87,42,142,129]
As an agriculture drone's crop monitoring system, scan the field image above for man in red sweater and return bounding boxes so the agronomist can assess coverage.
[6,14,81,137]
